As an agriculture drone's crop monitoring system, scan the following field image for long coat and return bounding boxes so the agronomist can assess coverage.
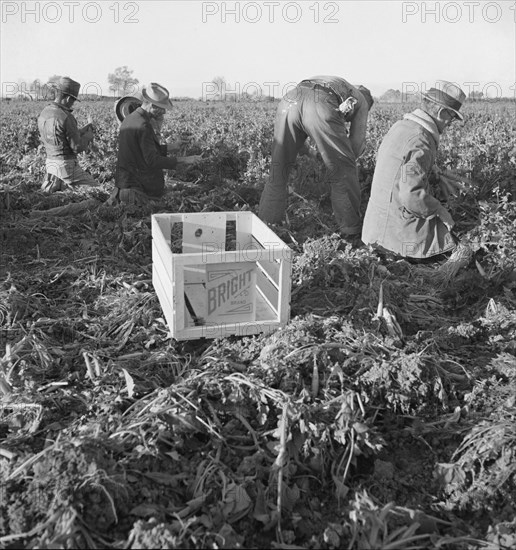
[362,109,455,258]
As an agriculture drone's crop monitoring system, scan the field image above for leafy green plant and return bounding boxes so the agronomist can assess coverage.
[1,99,515,550]
[436,413,516,515]
[473,197,516,271]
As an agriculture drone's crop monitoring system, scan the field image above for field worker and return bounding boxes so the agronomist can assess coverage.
[258,76,374,243]
[362,80,466,260]
[38,76,97,193]
[112,92,166,138]
[109,82,201,206]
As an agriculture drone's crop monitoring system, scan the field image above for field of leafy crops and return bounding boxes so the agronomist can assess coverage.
[0,97,515,549]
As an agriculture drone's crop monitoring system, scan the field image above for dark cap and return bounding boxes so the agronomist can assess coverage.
[54,76,81,100]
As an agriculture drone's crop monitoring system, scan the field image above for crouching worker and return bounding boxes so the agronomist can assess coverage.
[362,80,466,261]
[38,76,97,193]
[109,82,201,206]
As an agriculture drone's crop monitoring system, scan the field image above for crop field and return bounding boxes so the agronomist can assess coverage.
[0,97,515,549]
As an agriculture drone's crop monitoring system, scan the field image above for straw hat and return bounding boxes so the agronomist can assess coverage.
[141,82,173,110]
[422,80,466,120]
[114,93,143,122]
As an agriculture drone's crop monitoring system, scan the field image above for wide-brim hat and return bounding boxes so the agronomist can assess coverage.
[141,82,173,110]
[53,76,81,101]
[422,80,466,120]
[114,93,143,122]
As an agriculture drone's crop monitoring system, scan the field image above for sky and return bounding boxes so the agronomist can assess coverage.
[1,0,515,99]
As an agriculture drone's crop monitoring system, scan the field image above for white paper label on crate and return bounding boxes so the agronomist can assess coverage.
[205,262,256,323]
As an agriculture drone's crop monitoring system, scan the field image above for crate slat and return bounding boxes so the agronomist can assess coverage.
[152,265,175,334]
[255,266,279,316]
[152,212,292,341]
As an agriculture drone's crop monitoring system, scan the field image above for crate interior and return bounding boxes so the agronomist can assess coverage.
[153,213,291,332]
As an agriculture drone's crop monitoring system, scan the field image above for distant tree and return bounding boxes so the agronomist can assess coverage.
[45,75,61,99]
[29,78,43,100]
[211,76,227,100]
[379,89,402,103]
[108,66,139,97]
[37,75,61,101]
[16,91,33,101]
[241,88,261,102]
[468,90,484,101]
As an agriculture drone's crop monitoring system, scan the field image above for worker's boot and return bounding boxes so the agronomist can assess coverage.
[41,174,67,193]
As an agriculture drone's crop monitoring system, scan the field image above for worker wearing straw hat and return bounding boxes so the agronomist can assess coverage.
[113,92,166,138]
[258,75,374,245]
[362,80,466,260]
[38,76,97,193]
[109,82,201,206]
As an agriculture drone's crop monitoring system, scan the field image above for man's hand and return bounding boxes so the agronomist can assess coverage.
[177,155,203,167]
[349,134,366,159]
[166,139,187,154]
[80,123,94,135]
[354,141,366,159]
[150,116,164,136]
[299,142,319,160]
[80,123,94,144]
[439,175,462,200]
[437,204,455,231]
[79,126,94,151]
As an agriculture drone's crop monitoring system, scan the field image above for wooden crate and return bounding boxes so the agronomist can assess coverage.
[152,212,292,340]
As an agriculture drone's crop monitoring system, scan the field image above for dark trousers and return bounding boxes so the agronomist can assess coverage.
[258,83,361,235]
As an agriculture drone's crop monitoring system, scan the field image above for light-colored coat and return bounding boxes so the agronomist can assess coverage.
[362,109,455,258]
